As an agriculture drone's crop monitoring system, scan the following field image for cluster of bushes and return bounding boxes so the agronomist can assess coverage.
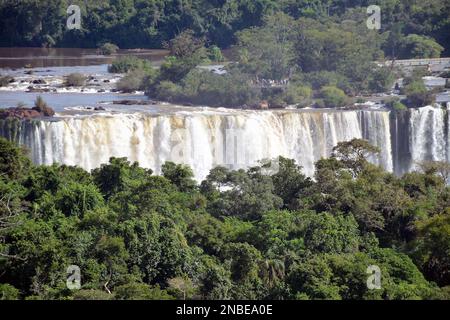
[108,56,153,74]
[152,69,260,108]
[0,137,449,300]
[385,98,408,111]
[99,43,119,56]
[315,86,349,108]
[401,70,437,108]
[109,56,157,93]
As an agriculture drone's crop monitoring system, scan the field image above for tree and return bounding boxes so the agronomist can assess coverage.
[287,256,341,300]
[401,34,444,59]
[161,162,196,192]
[0,137,30,181]
[0,283,20,300]
[299,211,360,254]
[208,46,224,63]
[271,157,312,209]
[403,79,435,107]
[418,161,450,185]
[259,258,285,289]
[413,214,450,286]
[235,12,297,80]
[164,30,205,59]
[167,276,196,300]
[92,157,153,200]
[318,86,348,108]
[331,139,381,177]
[222,242,262,283]
[201,166,283,220]
[95,235,129,294]
[368,66,396,93]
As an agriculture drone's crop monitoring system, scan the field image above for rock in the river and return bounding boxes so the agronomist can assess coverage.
[32,79,47,84]
[27,86,50,93]
[111,99,157,106]
[94,106,106,111]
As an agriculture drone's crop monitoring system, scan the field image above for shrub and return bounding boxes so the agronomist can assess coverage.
[208,46,225,63]
[108,56,153,73]
[283,84,312,105]
[0,284,20,300]
[303,71,350,91]
[268,94,286,108]
[368,67,395,93]
[400,34,444,59]
[318,86,348,108]
[403,80,435,107]
[386,99,407,111]
[33,96,55,116]
[99,42,119,55]
[64,73,86,87]
[117,69,156,93]
[153,81,183,102]
[159,55,200,82]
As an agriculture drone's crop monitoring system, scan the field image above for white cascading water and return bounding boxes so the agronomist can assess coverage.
[2,109,394,181]
[409,104,449,171]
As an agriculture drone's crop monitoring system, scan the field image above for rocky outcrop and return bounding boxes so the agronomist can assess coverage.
[32,104,55,117]
[32,79,47,84]
[0,105,55,120]
[111,99,158,105]
[257,100,269,110]
[27,86,51,93]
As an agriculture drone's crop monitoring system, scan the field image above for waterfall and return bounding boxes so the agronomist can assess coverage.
[0,109,396,181]
[408,105,449,171]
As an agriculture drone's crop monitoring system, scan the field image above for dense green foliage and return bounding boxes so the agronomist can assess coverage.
[1,137,449,300]
[0,0,448,57]
[135,3,446,108]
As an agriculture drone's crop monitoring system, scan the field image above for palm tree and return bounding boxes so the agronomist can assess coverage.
[260,258,285,288]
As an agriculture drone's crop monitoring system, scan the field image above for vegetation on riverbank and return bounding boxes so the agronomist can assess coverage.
[0,1,448,59]
[1,137,449,300]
